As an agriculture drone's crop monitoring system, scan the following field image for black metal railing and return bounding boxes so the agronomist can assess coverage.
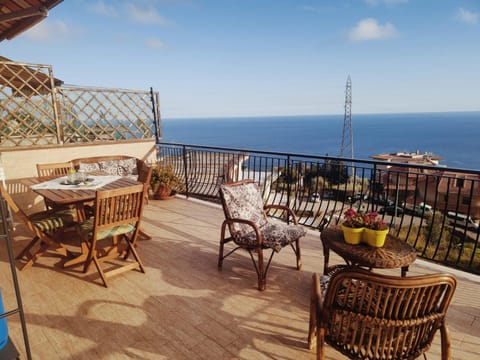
[157,142,480,275]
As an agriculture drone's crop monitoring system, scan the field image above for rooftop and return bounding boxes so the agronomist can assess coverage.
[371,150,443,166]
[1,196,479,359]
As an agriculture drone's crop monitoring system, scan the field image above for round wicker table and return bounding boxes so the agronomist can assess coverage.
[320,227,417,277]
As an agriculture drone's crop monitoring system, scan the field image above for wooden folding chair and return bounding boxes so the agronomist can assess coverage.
[0,185,77,271]
[36,161,74,178]
[36,161,75,210]
[77,184,147,287]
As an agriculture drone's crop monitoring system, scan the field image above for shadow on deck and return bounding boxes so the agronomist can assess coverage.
[0,196,479,359]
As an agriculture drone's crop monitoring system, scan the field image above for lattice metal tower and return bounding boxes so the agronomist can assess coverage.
[339,75,353,159]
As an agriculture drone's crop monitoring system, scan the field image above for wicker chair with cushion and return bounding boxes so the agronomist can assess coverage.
[77,184,147,287]
[219,179,305,291]
[308,268,457,360]
[0,185,77,271]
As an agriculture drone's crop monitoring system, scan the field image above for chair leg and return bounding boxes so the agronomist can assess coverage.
[308,276,317,349]
[125,240,146,274]
[92,255,108,288]
[15,236,41,261]
[440,321,451,360]
[295,238,302,270]
[257,248,266,291]
[20,242,50,271]
[218,224,227,270]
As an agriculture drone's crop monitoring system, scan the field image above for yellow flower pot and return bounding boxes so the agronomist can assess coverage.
[341,224,364,245]
[363,228,389,248]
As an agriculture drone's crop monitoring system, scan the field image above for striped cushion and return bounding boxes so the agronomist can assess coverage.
[78,218,135,241]
[29,208,77,232]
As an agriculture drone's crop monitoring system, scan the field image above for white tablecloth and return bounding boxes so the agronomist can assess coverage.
[31,175,121,190]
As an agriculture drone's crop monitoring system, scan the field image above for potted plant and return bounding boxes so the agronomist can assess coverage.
[150,164,181,200]
[363,211,389,247]
[341,208,365,245]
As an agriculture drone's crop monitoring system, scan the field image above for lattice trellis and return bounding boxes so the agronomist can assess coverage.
[0,59,159,148]
[57,86,156,143]
[0,60,60,147]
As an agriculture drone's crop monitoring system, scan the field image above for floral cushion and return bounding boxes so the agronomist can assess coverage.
[98,158,138,176]
[233,222,306,252]
[78,162,101,172]
[220,181,306,252]
[220,182,267,236]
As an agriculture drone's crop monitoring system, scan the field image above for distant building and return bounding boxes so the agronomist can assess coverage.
[370,150,443,167]
[370,151,480,218]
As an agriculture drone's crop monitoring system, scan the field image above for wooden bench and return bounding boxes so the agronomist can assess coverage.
[71,155,153,199]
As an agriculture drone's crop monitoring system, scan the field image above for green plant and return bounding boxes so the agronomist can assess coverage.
[150,164,181,192]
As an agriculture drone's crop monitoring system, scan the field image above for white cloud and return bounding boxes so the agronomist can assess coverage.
[23,20,73,42]
[146,38,166,49]
[455,8,478,25]
[126,4,169,25]
[349,18,398,41]
[364,0,408,5]
[88,1,119,17]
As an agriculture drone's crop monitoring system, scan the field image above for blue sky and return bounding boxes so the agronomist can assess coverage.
[1,0,479,118]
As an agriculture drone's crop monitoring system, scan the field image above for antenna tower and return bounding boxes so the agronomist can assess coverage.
[339,75,353,159]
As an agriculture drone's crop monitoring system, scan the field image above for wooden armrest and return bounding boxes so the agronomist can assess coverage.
[264,204,299,224]
[222,218,263,246]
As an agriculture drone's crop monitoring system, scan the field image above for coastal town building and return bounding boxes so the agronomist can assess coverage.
[370,150,443,167]
[371,151,480,218]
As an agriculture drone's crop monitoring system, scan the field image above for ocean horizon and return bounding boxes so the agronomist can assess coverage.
[161,111,480,171]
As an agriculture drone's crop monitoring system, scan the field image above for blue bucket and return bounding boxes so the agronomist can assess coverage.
[0,289,8,350]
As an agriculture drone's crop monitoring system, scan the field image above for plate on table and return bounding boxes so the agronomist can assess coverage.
[60,180,82,185]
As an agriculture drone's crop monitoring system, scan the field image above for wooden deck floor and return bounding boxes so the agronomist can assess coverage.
[1,196,479,359]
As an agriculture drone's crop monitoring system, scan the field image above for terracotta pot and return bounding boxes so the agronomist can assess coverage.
[363,228,389,247]
[153,185,174,200]
[341,224,364,245]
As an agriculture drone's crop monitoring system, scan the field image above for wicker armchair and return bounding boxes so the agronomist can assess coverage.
[218,179,305,291]
[308,268,457,360]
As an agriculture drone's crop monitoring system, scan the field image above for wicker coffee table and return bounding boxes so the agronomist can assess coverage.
[320,227,417,277]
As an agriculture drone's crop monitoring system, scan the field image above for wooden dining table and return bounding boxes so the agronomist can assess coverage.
[25,174,143,267]
[27,175,141,220]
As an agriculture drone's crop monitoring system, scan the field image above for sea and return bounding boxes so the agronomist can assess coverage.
[161,111,480,171]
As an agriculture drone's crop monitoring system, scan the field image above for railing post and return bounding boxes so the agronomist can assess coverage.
[286,155,291,209]
[182,145,190,198]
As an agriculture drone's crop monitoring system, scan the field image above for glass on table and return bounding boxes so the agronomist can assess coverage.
[67,169,77,184]
[77,170,87,183]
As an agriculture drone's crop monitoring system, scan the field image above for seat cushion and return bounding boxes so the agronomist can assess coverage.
[234,221,306,252]
[77,218,136,241]
[29,208,77,232]
[220,182,267,236]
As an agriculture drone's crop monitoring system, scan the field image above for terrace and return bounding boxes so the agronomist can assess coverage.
[0,194,479,359]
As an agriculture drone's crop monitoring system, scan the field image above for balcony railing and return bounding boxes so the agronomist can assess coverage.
[157,142,480,275]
